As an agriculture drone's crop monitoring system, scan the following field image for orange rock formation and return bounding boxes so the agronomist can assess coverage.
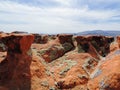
[0,32,120,90]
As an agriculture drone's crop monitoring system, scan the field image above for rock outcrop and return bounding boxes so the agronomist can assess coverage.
[88,50,120,90]
[75,36,114,59]
[0,34,34,90]
[0,32,119,90]
[37,34,75,62]
[0,40,6,52]
[33,34,48,44]
[58,34,74,52]
[0,32,6,52]
[116,36,120,48]
[110,36,120,52]
[38,45,65,62]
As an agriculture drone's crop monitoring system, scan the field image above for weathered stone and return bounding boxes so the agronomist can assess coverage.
[58,34,74,52]
[116,36,120,48]
[0,34,34,89]
[75,35,114,58]
[33,34,48,44]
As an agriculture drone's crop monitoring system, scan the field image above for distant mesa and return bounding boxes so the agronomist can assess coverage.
[75,30,120,37]
[12,31,28,34]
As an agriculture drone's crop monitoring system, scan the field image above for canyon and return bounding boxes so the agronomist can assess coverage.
[0,32,120,90]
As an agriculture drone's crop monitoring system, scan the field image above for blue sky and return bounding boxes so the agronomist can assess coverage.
[0,0,120,33]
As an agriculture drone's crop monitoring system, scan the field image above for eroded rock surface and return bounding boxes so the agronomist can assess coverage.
[0,32,120,90]
[116,36,120,48]
[88,51,120,90]
[33,34,48,44]
[36,34,75,62]
[75,36,114,59]
[0,34,34,90]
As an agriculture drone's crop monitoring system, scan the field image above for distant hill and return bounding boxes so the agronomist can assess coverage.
[75,30,120,37]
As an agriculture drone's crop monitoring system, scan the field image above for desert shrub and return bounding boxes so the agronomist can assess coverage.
[27,49,32,56]
[38,49,47,55]
[49,87,56,90]
[0,43,6,51]
[50,45,64,60]
[83,58,94,70]
[59,66,70,75]
[82,58,98,76]
[55,80,64,89]
[91,40,99,51]
[50,49,58,60]
[62,43,73,52]
[77,44,85,53]
[45,69,51,76]
[38,45,65,62]
[59,60,77,75]
[78,74,88,79]
[41,81,49,87]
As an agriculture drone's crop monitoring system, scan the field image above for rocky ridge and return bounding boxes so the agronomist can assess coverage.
[0,32,120,90]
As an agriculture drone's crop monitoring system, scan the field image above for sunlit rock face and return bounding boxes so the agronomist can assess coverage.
[110,36,120,52]
[88,50,120,90]
[116,36,120,48]
[1,34,34,54]
[38,34,75,62]
[0,34,34,90]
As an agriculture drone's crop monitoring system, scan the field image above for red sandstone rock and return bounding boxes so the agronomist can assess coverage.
[0,34,34,90]
[38,45,65,62]
[1,34,34,54]
[88,50,120,90]
[110,42,119,52]
[33,34,48,44]
[57,34,73,44]
[117,36,120,48]
[0,32,118,90]
[110,36,120,52]
[75,35,114,58]
[35,34,75,62]
[57,34,74,52]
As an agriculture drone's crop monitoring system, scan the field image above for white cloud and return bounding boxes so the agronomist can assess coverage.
[53,0,72,6]
[0,0,120,33]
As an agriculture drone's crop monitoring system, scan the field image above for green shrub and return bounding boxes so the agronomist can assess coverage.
[41,81,49,87]
[59,60,77,75]
[77,44,85,53]
[62,43,73,52]
[78,74,88,79]
[38,49,47,55]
